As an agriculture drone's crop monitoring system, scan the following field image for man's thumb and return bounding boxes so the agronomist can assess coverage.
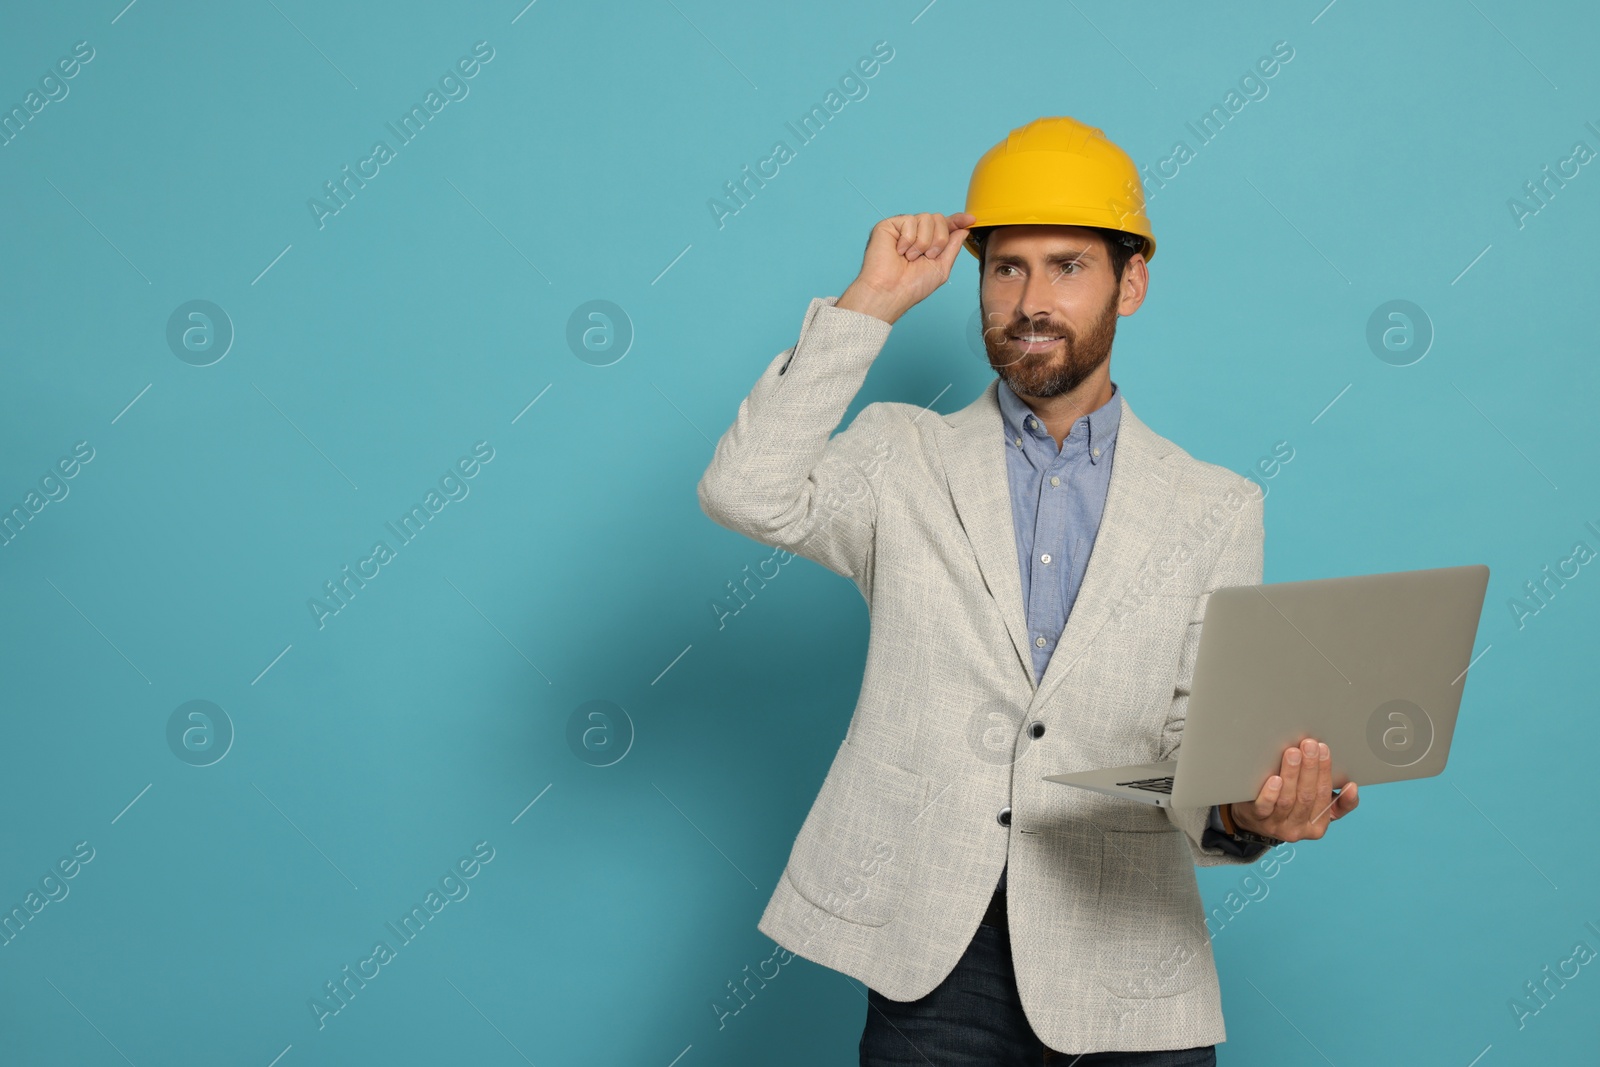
[942,212,975,261]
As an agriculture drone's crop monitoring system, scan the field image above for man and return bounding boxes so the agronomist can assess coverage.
[697,117,1359,1064]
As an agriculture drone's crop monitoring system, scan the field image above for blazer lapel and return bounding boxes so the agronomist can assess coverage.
[1034,397,1176,708]
[937,383,1177,701]
[937,379,1034,686]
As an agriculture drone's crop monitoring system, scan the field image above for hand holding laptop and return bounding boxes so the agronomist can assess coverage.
[1226,737,1360,843]
[1043,565,1489,838]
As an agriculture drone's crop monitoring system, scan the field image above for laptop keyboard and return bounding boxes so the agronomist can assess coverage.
[1116,776,1174,794]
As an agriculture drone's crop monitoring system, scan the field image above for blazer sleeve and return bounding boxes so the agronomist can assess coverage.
[696,296,898,598]
[1158,478,1270,866]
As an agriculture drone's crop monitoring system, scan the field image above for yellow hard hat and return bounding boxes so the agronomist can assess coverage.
[962,116,1155,263]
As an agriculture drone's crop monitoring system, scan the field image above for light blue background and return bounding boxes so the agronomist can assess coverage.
[2,1,1596,1064]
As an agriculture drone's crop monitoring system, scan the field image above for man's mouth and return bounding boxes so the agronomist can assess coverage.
[1010,332,1065,353]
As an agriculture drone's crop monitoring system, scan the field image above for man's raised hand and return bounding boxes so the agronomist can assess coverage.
[837,211,976,325]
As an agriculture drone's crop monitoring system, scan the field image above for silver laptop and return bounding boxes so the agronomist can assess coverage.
[1043,563,1491,808]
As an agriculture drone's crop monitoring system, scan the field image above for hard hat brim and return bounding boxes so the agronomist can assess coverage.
[962,222,1155,264]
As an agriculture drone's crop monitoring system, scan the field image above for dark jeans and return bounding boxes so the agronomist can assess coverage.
[859,919,1216,1066]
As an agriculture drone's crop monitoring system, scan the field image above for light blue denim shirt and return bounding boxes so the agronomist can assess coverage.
[991,378,1248,905]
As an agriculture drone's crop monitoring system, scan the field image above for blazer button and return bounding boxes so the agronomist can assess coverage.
[1029,721,1046,739]
[997,807,1012,827]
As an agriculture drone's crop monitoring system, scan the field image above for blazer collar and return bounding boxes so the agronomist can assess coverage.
[934,378,1178,706]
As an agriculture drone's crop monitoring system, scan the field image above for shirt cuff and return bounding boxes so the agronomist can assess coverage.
[1202,803,1268,859]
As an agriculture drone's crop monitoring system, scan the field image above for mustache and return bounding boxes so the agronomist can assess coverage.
[980,318,1074,342]
[979,317,1075,369]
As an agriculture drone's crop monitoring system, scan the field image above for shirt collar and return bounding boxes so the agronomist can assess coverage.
[996,377,1121,464]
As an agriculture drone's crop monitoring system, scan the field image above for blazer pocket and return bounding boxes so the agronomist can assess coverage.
[784,739,926,928]
[1094,829,1209,1000]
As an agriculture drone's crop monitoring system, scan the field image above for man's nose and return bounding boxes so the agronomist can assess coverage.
[1019,269,1058,320]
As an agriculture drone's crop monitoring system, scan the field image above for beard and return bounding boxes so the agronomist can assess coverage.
[981,286,1119,400]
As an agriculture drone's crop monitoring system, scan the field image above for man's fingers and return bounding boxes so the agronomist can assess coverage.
[928,215,952,260]
[899,214,920,258]
[1251,774,1283,823]
[931,213,970,260]
[1314,742,1333,824]
[888,212,974,263]
[893,214,920,255]
[1273,743,1302,822]
[902,214,928,259]
[917,213,938,259]
[937,211,971,261]
[1293,739,1320,822]
[1331,782,1359,818]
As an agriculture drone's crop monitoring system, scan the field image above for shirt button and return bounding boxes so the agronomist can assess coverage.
[1029,722,1046,739]
[1014,435,1022,447]
[1050,476,1060,487]
[1040,553,1052,564]
[1034,636,1047,648]
[997,807,1012,827]
[1092,448,1101,458]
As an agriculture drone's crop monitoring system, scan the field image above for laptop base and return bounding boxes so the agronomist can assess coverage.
[1042,761,1178,808]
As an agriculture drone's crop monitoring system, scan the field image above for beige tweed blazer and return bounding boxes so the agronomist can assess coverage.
[697,295,1267,1054]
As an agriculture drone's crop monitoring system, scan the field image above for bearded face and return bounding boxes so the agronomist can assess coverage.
[979,279,1120,400]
